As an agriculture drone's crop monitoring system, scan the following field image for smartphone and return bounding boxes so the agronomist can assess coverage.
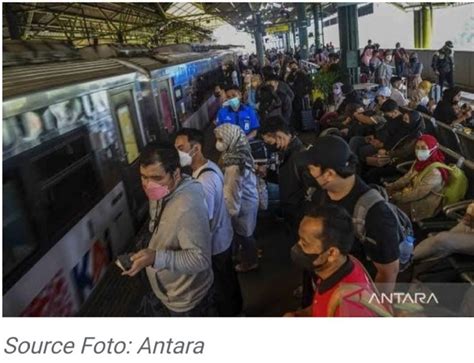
[115,254,133,271]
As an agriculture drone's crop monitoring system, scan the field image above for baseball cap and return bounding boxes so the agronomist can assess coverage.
[376,86,391,98]
[299,135,353,170]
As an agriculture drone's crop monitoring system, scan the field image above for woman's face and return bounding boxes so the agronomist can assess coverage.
[415,140,429,151]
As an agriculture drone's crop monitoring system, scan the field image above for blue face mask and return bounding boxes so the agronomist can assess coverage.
[228,97,241,111]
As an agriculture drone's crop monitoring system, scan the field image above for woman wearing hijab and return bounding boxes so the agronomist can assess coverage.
[364,111,425,184]
[434,87,472,125]
[214,124,259,272]
[385,134,448,221]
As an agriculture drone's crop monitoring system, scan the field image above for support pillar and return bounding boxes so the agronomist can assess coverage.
[254,12,265,67]
[414,9,422,48]
[421,5,433,49]
[320,4,325,47]
[296,3,309,60]
[337,4,360,85]
[285,32,291,52]
[312,4,321,49]
[6,4,22,40]
[291,22,297,52]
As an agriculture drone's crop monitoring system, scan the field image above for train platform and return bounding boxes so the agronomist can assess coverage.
[79,213,301,317]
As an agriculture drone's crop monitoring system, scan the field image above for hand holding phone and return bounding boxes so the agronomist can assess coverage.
[115,254,133,272]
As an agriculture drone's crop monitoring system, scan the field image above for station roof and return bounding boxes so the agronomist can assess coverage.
[3,2,466,47]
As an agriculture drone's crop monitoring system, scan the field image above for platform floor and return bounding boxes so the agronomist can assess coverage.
[79,214,302,317]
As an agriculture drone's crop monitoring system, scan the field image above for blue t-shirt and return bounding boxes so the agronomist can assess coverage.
[216,105,260,134]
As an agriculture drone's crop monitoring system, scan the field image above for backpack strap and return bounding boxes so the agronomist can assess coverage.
[196,167,220,180]
[416,162,452,183]
[353,189,385,245]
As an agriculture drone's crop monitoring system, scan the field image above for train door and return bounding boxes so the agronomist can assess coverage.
[154,79,178,134]
[108,89,147,227]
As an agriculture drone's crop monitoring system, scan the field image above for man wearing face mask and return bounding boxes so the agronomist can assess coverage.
[284,205,392,317]
[122,143,216,317]
[259,117,311,239]
[174,128,243,316]
[216,85,260,140]
[301,136,400,295]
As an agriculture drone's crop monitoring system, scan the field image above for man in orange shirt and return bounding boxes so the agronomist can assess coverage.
[284,205,391,317]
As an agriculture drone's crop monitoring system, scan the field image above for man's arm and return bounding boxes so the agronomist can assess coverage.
[373,260,399,295]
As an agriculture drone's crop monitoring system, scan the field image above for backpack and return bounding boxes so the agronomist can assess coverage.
[353,185,414,247]
[417,162,468,206]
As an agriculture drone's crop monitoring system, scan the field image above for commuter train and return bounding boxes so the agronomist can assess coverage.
[2,41,240,316]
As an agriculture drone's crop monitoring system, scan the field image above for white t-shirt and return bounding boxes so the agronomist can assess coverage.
[193,160,233,256]
[390,88,409,107]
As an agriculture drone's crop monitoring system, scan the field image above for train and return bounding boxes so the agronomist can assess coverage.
[2,40,240,316]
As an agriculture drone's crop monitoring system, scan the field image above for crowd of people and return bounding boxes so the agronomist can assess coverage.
[118,42,473,318]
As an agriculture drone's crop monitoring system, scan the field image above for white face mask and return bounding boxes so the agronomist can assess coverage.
[416,149,432,161]
[420,96,429,107]
[178,150,193,167]
[216,141,226,152]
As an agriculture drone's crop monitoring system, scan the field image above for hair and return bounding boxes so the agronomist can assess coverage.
[289,60,298,67]
[258,115,291,136]
[329,53,340,61]
[139,142,180,173]
[261,65,275,79]
[225,84,241,93]
[304,204,354,255]
[265,73,280,82]
[384,49,393,57]
[380,98,399,113]
[175,128,205,147]
[390,76,402,86]
[344,102,364,117]
[213,83,226,90]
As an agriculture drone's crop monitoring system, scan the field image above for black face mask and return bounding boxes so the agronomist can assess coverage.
[291,244,321,271]
[214,92,221,98]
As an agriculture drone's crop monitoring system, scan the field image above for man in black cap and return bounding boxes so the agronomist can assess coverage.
[300,135,400,295]
[432,40,455,88]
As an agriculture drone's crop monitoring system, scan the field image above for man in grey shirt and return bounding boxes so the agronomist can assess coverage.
[175,128,243,316]
[123,144,215,316]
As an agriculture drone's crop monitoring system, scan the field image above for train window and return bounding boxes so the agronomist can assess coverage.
[33,135,89,182]
[42,158,101,239]
[116,104,140,164]
[20,111,45,142]
[48,98,84,129]
[90,91,110,114]
[3,117,21,151]
[3,175,39,276]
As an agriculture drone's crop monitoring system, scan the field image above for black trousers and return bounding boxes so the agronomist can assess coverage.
[137,285,218,317]
[438,71,454,89]
[212,245,243,316]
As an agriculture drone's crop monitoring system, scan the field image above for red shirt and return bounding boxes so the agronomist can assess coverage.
[312,257,389,317]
